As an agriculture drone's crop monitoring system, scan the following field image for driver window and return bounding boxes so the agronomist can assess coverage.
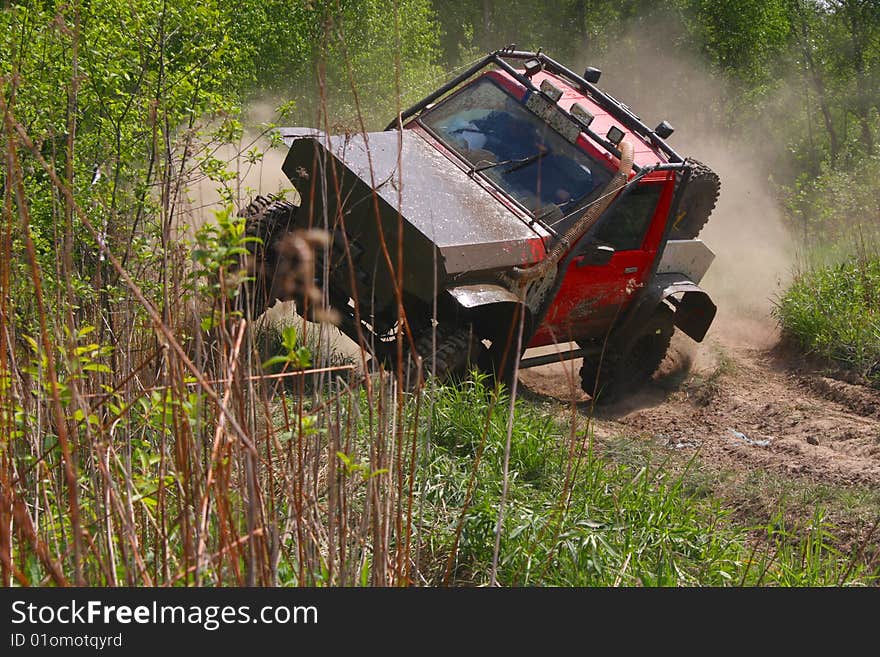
[593,184,663,251]
[422,77,612,215]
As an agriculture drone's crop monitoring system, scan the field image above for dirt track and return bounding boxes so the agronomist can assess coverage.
[518,312,880,487]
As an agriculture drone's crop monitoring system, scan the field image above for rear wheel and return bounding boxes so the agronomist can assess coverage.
[238,195,329,320]
[580,305,674,402]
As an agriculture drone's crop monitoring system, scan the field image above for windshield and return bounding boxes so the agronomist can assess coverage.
[421,76,611,219]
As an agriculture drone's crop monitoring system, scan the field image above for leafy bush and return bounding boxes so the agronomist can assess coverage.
[775,256,880,385]
[784,156,880,253]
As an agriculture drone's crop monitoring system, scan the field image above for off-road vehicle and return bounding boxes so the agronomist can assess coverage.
[242,48,720,400]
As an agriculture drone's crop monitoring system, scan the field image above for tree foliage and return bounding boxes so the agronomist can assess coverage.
[234,0,443,126]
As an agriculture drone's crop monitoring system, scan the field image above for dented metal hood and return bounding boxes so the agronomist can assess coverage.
[281,129,547,274]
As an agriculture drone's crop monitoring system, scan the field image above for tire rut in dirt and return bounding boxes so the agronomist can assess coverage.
[799,375,880,420]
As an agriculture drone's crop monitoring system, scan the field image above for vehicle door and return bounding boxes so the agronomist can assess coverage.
[529,178,673,346]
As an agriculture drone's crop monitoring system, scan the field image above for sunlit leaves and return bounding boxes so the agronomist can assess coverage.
[261,326,313,371]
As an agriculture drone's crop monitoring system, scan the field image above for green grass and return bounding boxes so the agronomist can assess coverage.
[415,377,876,586]
[774,255,880,386]
[5,321,874,587]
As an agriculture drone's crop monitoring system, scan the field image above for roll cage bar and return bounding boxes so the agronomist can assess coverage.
[386,47,686,169]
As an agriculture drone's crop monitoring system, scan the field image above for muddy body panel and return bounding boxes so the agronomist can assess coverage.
[282,130,545,320]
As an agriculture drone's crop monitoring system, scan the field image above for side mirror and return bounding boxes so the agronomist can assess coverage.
[577,244,615,267]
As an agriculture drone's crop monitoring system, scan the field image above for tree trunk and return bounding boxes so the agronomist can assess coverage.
[841,0,876,154]
[482,0,492,51]
[576,0,589,53]
[790,0,840,165]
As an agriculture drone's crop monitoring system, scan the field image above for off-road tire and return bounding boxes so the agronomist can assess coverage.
[397,324,482,388]
[580,304,674,403]
[240,195,333,322]
[669,159,720,240]
[236,195,300,317]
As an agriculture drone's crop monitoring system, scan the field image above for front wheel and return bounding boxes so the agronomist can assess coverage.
[580,305,674,403]
[390,323,484,390]
[237,196,299,318]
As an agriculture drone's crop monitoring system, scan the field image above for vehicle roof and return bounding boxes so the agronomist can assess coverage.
[498,69,671,171]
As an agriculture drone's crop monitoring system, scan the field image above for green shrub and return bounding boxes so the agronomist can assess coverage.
[774,256,880,385]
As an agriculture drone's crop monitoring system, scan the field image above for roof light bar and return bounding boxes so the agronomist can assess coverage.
[540,79,563,102]
[523,58,542,77]
[570,103,594,128]
[583,67,602,83]
[654,120,674,139]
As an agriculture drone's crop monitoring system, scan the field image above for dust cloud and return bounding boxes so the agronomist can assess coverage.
[581,20,797,348]
[175,100,297,240]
